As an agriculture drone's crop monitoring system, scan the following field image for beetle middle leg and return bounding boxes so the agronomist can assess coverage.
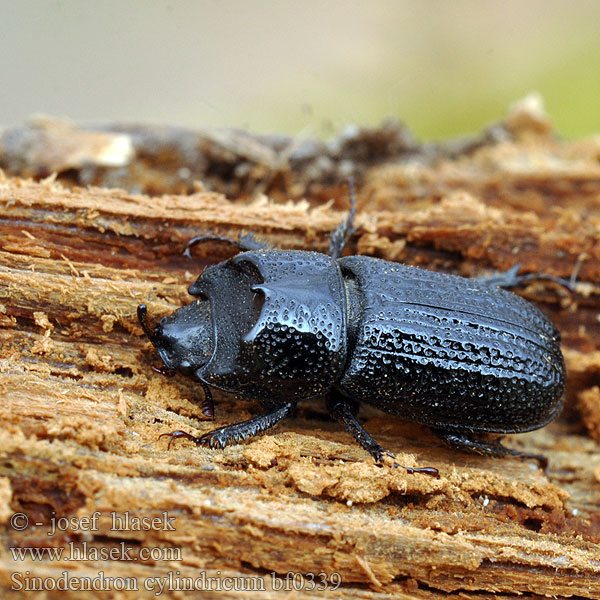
[432,428,548,471]
[328,178,357,259]
[160,402,296,450]
[327,396,439,476]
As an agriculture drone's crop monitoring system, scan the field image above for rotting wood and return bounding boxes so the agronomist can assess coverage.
[1,114,600,599]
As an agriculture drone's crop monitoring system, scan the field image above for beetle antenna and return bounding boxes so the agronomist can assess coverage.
[137,304,159,345]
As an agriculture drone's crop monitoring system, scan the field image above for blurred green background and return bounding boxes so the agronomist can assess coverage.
[1,0,599,140]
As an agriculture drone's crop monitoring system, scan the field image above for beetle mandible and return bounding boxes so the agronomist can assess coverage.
[138,186,566,475]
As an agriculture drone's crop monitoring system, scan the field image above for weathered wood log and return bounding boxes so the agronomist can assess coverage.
[1,108,600,599]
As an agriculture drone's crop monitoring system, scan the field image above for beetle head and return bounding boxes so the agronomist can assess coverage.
[138,301,213,375]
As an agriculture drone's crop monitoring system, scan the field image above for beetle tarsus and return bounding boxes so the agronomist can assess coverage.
[433,429,549,472]
[159,430,200,450]
[328,397,439,476]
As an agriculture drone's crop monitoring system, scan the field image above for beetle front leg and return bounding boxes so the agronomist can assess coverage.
[184,232,271,259]
[432,429,548,471]
[160,402,295,450]
[327,397,439,476]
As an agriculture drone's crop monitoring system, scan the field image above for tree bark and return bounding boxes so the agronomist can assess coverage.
[1,111,600,599]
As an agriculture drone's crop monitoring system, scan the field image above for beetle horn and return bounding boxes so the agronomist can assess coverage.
[137,304,160,345]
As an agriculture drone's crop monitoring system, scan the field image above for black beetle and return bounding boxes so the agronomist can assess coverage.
[138,189,566,475]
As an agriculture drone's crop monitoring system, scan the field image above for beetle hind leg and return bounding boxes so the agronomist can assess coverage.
[328,397,439,476]
[475,264,574,292]
[432,429,548,471]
